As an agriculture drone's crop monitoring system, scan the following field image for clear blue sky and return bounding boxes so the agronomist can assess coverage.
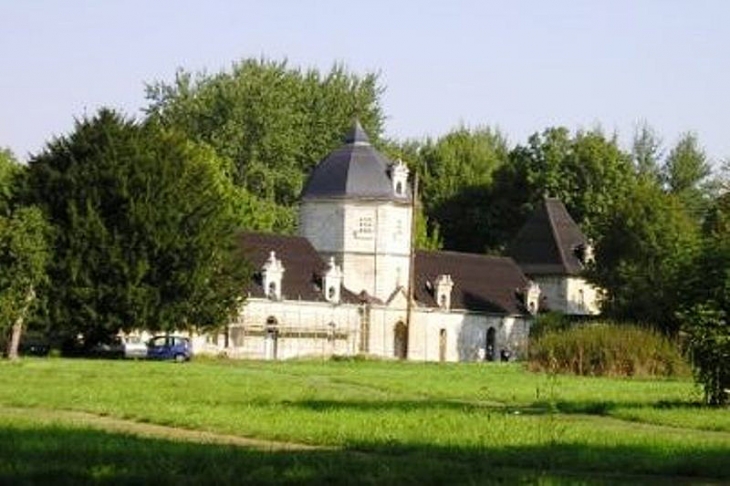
[2,1,729,166]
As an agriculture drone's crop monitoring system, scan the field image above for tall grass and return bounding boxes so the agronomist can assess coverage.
[529,322,691,377]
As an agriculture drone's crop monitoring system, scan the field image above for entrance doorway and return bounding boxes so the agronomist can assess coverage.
[486,327,496,361]
[264,316,279,360]
[439,329,447,362]
[393,322,407,360]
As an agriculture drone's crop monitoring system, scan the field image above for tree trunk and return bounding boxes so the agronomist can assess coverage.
[7,287,35,360]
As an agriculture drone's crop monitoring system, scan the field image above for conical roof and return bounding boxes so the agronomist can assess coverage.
[508,198,589,276]
[301,121,410,202]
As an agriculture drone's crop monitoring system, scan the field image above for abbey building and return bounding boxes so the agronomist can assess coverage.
[196,122,599,361]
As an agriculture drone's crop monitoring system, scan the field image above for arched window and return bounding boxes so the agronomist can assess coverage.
[328,286,336,300]
[268,281,277,299]
[395,181,403,195]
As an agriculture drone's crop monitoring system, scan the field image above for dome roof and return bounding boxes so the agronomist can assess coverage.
[301,121,410,202]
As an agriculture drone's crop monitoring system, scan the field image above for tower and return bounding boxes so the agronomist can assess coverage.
[299,121,413,302]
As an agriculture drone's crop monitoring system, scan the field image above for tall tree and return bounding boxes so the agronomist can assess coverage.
[486,127,635,251]
[662,132,712,221]
[413,126,509,252]
[588,180,700,334]
[27,109,249,347]
[145,59,385,233]
[679,193,730,405]
[0,149,50,358]
[631,122,663,181]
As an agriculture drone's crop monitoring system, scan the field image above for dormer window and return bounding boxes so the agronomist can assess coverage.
[323,256,343,304]
[435,274,454,311]
[262,251,285,300]
[390,159,409,198]
[524,281,541,315]
[574,242,595,266]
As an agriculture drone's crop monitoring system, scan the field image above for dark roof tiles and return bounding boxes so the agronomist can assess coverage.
[239,232,359,303]
[414,250,530,315]
[301,121,410,202]
[508,198,588,276]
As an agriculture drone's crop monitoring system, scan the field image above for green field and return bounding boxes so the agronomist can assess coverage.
[1,358,728,484]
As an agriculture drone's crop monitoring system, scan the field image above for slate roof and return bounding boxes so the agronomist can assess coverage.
[239,232,360,303]
[508,198,589,276]
[414,250,531,315]
[301,121,411,202]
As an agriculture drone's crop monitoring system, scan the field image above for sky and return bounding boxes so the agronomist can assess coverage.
[2,0,729,167]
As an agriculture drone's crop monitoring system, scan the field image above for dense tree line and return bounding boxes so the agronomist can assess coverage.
[0,57,727,403]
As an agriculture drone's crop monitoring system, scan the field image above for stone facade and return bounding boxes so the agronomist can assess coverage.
[187,123,609,362]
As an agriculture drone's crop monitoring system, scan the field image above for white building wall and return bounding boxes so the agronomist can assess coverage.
[364,305,531,363]
[534,275,600,315]
[300,199,412,302]
[226,299,361,360]
[565,277,601,315]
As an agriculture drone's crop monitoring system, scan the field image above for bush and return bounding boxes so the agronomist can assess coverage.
[529,322,690,377]
[529,311,571,339]
[679,304,730,406]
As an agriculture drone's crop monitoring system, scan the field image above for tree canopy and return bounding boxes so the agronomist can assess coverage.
[0,149,50,357]
[27,109,248,346]
[145,59,385,234]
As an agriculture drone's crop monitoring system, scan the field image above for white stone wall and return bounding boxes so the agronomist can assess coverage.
[216,297,532,363]
[534,275,600,315]
[565,277,601,315]
[299,199,412,302]
[364,304,531,363]
[226,298,362,360]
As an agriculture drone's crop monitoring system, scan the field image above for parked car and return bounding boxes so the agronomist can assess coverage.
[146,335,192,362]
[89,337,125,359]
[123,336,148,359]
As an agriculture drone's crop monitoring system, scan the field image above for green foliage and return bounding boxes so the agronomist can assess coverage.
[0,207,50,352]
[679,216,730,406]
[631,122,663,182]
[0,148,22,214]
[0,150,50,356]
[662,132,712,222]
[406,126,509,252]
[529,322,690,377]
[589,179,700,334]
[528,311,571,339]
[145,58,385,234]
[467,126,637,254]
[27,109,249,346]
[679,305,730,406]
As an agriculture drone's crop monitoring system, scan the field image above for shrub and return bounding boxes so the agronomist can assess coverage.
[528,322,690,377]
[679,304,730,406]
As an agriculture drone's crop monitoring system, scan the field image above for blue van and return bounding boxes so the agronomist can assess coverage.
[147,335,193,362]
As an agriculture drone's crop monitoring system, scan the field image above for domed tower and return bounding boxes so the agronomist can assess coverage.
[299,121,413,302]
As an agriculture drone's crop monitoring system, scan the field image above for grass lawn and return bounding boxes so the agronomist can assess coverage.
[0,358,728,484]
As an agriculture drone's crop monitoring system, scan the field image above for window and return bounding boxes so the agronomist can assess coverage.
[395,181,403,195]
[358,216,373,237]
[328,286,336,300]
[268,281,277,299]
